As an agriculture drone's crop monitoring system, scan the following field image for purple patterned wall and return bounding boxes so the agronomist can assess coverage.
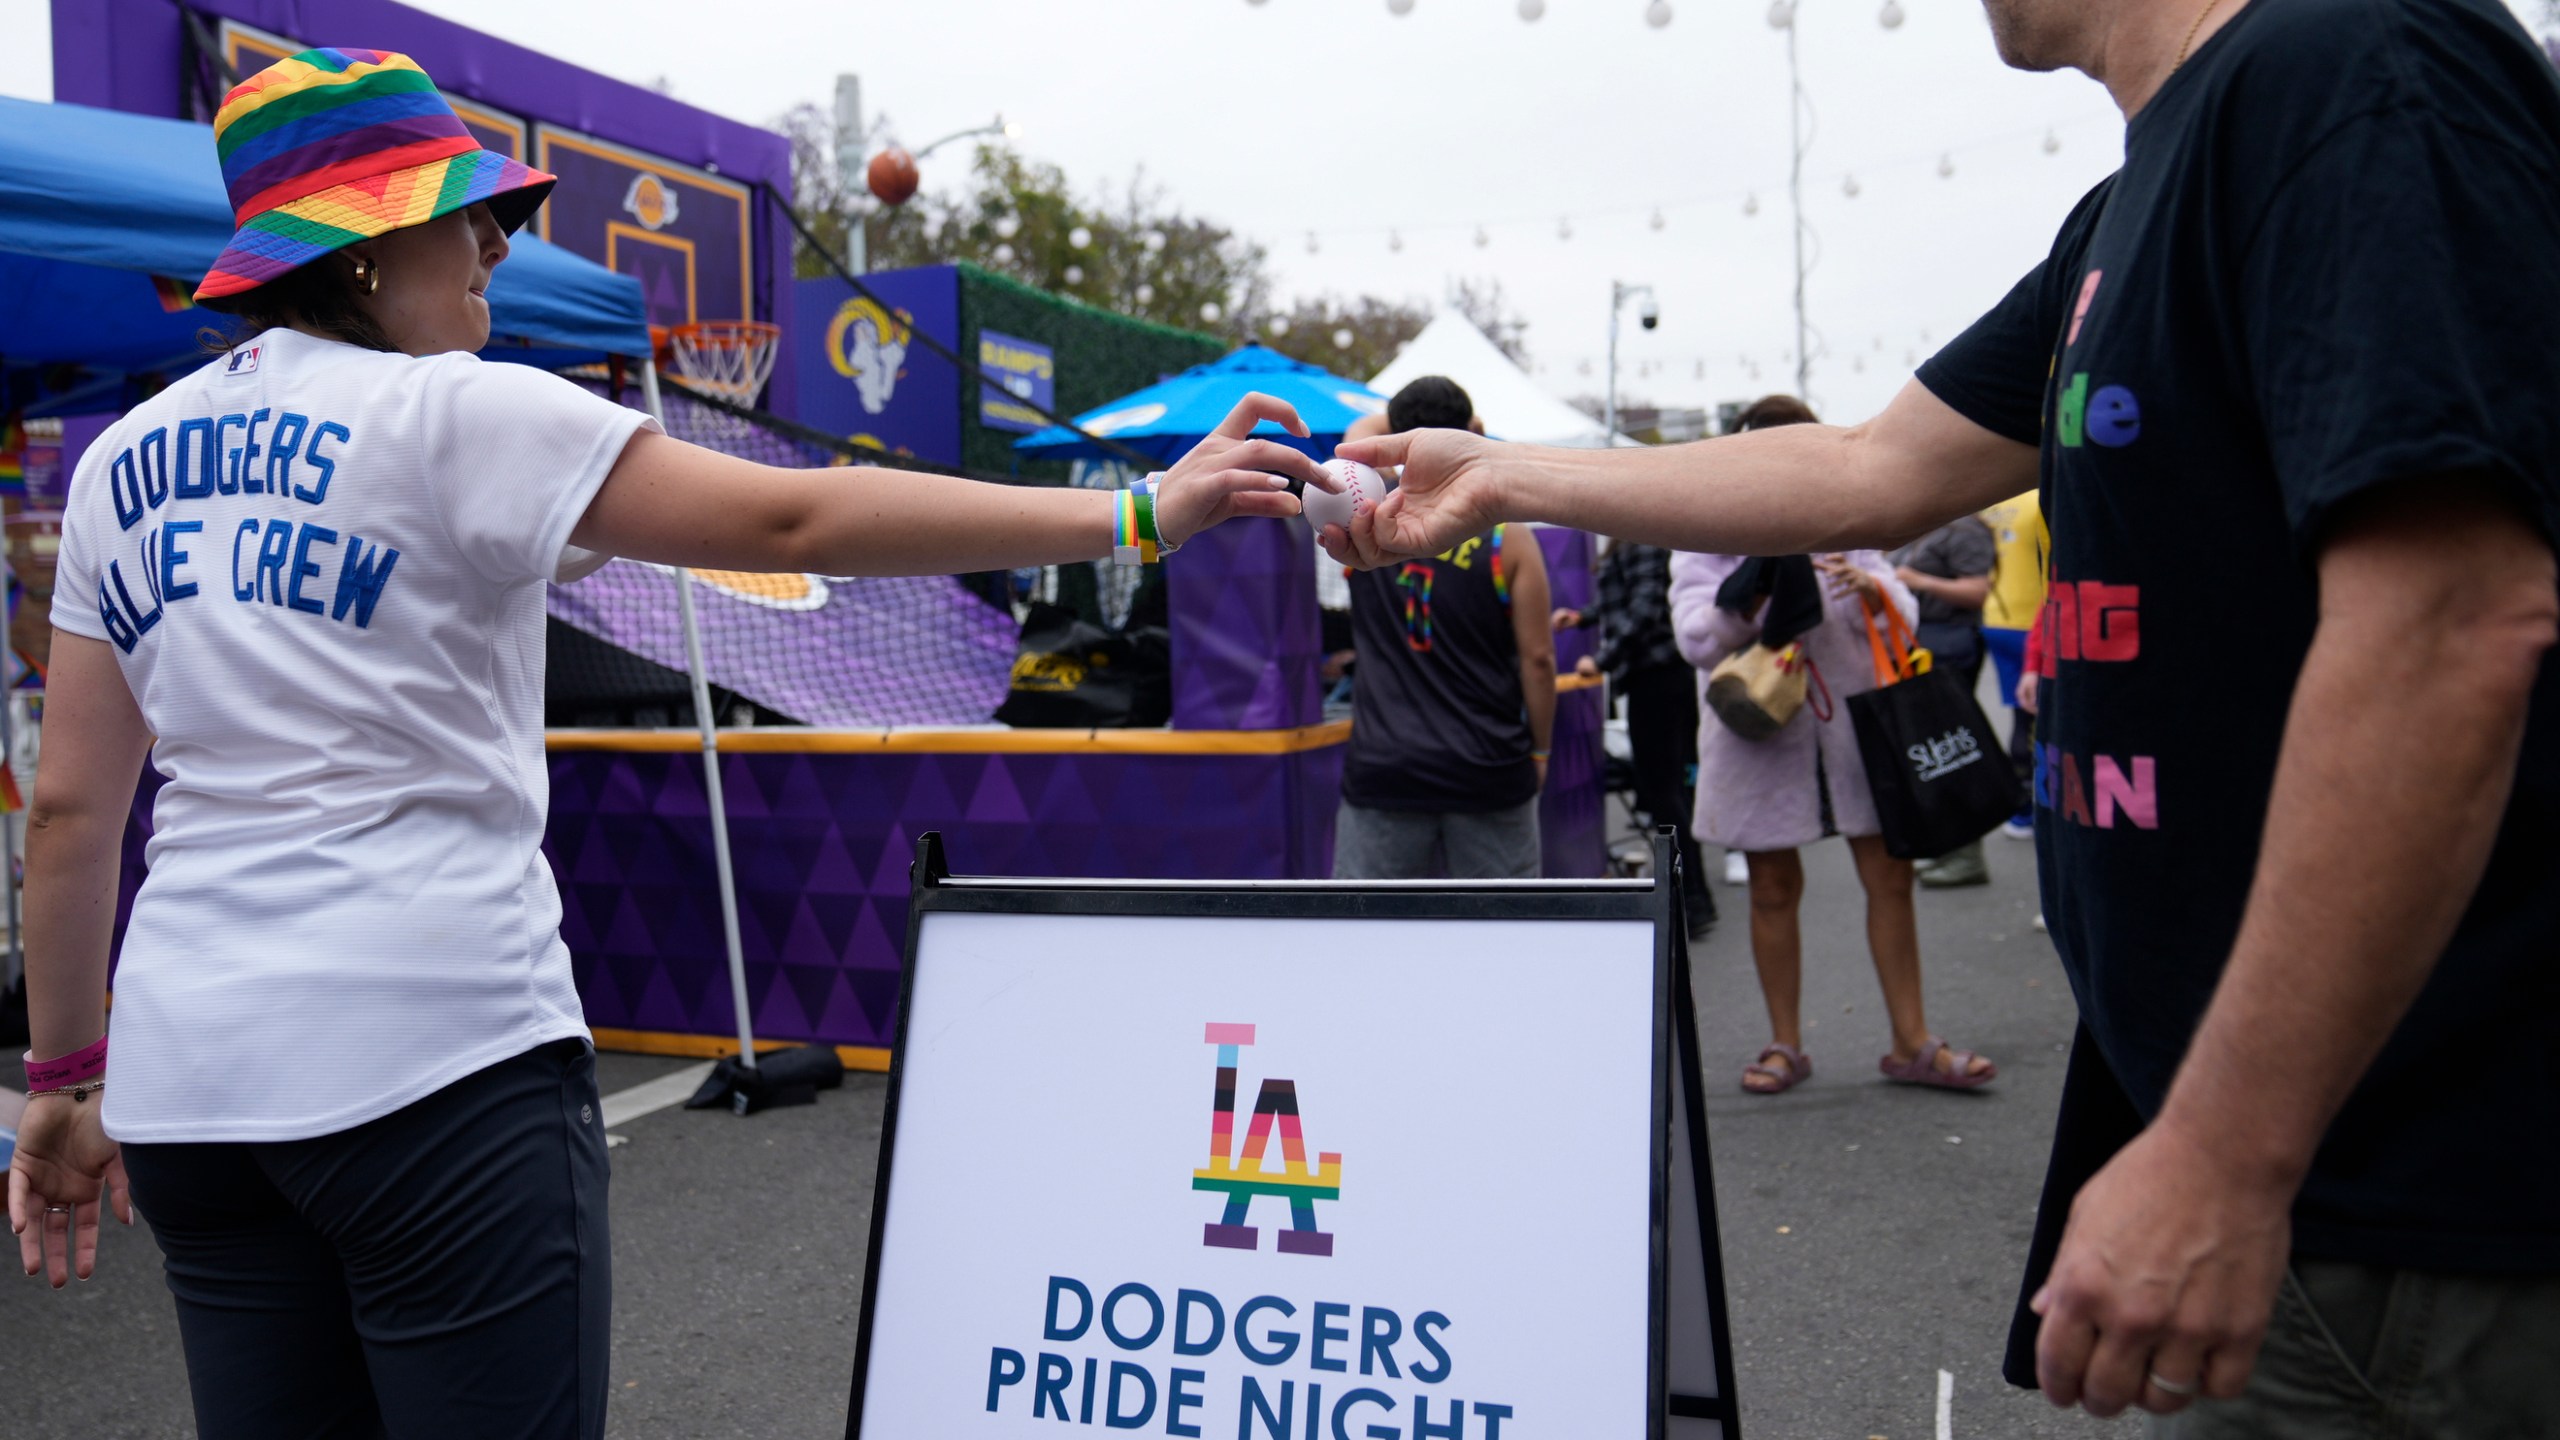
[1168,518,1323,731]
[1538,527,1606,879]
[550,744,1343,1048]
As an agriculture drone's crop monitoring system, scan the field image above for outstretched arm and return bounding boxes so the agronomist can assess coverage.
[571,394,1331,575]
[2031,479,2557,1419]
[1325,379,2036,567]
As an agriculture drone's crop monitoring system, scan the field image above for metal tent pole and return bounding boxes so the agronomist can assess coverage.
[637,359,758,1071]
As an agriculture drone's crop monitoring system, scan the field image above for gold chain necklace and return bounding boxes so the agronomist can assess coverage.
[2173,0,2224,70]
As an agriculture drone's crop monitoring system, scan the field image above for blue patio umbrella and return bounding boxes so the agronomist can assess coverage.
[1013,343,1387,464]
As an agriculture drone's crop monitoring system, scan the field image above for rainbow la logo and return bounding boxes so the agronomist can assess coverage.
[1193,1023,1342,1257]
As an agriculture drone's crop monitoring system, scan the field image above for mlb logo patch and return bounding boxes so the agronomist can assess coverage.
[226,344,260,376]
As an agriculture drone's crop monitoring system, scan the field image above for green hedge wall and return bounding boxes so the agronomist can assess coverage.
[955,262,1227,482]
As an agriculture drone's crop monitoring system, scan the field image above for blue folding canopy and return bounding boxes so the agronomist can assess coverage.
[1013,344,1388,463]
[0,95,651,381]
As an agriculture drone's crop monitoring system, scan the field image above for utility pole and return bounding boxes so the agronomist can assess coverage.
[1784,15,1810,400]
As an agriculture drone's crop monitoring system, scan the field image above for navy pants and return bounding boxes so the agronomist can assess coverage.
[121,1040,611,1440]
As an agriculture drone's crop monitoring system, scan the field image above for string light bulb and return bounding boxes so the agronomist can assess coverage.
[1743,192,1760,217]
[1475,225,1490,248]
[1068,225,1092,250]
[1388,230,1404,252]
[1143,230,1167,253]
[1135,282,1155,304]
[1063,264,1084,285]
[1306,232,1320,255]
[993,214,1020,240]
[1268,316,1291,337]
[1937,153,1955,178]
[1557,216,1573,240]
[1332,327,1355,349]
[1767,0,1796,29]
[1842,174,1861,198]
[1388,0,1415,14]
[1649,208,1667,231]
[1878,0,1905,29]
[1200,301,1223,323]
[1646,1,1673,28]
[1519,0,1546,18]
[992,242,1015,265]
[2043,128,2062,154]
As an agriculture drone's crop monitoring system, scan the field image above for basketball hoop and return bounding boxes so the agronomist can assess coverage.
[667,320,782,408]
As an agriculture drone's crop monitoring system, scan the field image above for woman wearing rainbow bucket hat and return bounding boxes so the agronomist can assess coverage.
[5,49,1325,1436]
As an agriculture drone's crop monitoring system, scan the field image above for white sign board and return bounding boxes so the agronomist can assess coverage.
[845,839,1739,1439]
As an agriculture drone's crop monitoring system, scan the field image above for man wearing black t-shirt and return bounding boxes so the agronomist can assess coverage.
[1326,0,2560,1430]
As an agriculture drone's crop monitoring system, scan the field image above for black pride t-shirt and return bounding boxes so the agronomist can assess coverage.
[1919,0,2560,1273]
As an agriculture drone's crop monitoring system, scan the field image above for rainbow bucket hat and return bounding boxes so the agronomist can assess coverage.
[196,48,555,305]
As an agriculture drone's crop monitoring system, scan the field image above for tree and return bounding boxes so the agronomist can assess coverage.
[773,105,1270,335]
[1447,276,1531,368]
[1256,294,1431,382]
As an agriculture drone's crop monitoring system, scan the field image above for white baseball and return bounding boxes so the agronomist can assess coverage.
[1302,458,1389,531]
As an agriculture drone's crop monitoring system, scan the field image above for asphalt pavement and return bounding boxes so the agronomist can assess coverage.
[0,827,2117,1439]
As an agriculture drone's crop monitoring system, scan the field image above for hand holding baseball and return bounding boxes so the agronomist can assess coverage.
[1321,428,1505,568]
[1153,393,1337,548]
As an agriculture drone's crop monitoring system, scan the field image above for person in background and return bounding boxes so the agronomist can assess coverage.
[1669,395,1998,1095]
[1556,531,1720,938]
[1981,490,2049,841]
[1332,378,1555,879]
[1891,513,2001,887]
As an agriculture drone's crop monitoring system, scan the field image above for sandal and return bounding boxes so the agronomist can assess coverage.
[1879,1036,1997,1090]
[1741,1043,1812,1095]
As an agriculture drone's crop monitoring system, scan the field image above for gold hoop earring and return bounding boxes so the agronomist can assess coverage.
[350,257,379,295]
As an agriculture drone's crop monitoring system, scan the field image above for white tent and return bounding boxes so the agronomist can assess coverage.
[1368,309,1634,448]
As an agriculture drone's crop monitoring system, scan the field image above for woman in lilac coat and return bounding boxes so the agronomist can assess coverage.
[1666,397,1997,1095]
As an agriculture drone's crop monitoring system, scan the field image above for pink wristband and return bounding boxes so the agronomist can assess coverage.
[25,1034,107,1092]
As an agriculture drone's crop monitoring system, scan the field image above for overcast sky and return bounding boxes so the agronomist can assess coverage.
[4,1,2547,423]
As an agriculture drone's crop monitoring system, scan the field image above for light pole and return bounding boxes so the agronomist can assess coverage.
[915,114,1022,161]
[1607,281,1658,442]
[832,74,867,274]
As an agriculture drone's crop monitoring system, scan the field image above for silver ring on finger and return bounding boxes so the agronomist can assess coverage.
[2146,1372,2199,1399]
[44,1205,72,1216]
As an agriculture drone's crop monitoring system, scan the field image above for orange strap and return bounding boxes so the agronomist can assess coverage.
[1861,595,1921,687]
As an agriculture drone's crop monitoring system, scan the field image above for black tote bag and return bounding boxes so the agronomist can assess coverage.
[1846,600,2025,859]
[992,603,1172,729]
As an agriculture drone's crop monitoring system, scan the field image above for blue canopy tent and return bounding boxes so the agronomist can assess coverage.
[0,95,650,407]
[1013,344,1387,464]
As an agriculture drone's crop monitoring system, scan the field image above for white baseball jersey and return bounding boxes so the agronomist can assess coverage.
[51,327,658,1143]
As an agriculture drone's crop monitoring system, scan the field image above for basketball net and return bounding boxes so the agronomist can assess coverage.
[666,320,781,448]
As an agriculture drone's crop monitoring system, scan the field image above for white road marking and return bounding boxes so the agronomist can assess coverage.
[601,1061,718,1130]
[1937,1368,1955,1440]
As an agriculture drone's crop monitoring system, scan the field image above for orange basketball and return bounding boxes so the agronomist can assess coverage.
[866,147,920,206]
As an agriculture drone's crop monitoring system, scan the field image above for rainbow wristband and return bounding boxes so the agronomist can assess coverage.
[25,1033,106,1092]
[1111,488,1153,567]
[1112,474,1175,566]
